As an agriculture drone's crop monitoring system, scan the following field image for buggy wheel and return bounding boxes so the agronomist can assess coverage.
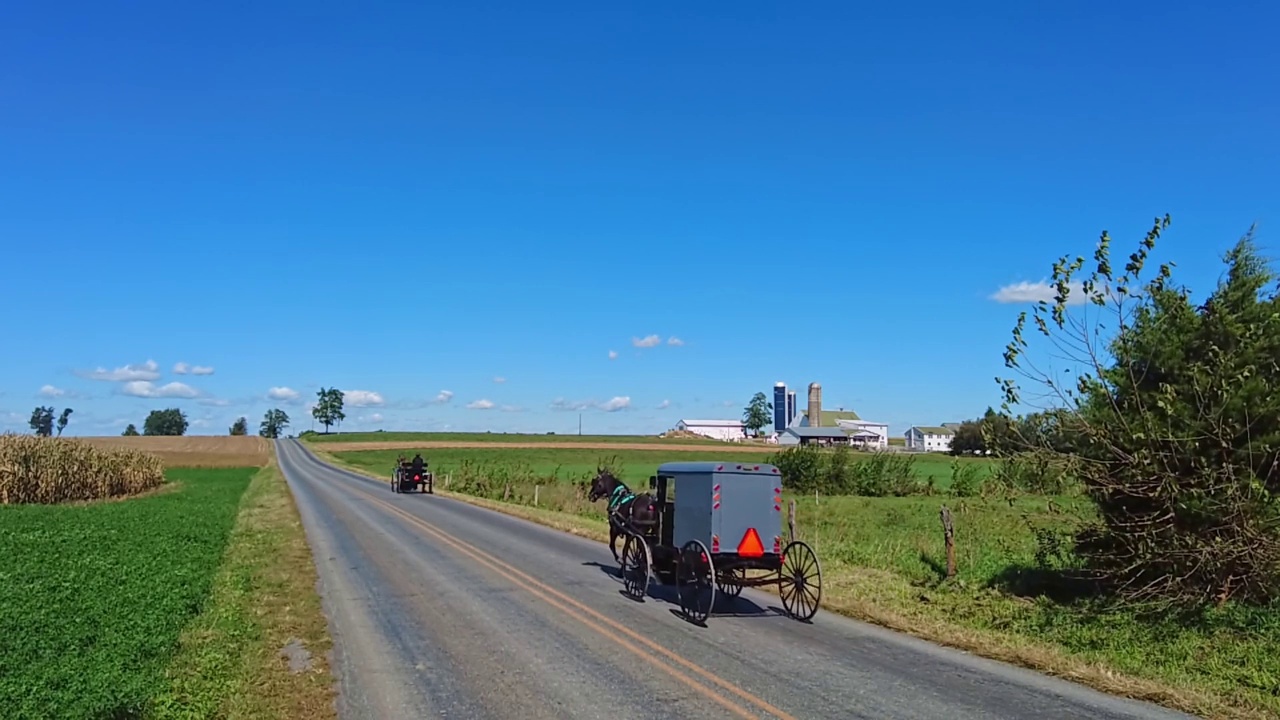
[391,473,399,493]
[620,534,650,599]
[676,540,716,625]
[779,541,822,622]
[716,567,745,599]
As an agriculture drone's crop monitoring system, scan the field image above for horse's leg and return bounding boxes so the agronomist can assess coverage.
[609,523,620,563]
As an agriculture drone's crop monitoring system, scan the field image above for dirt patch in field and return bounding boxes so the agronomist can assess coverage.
[313,440,779,453]
[77,436,272,467]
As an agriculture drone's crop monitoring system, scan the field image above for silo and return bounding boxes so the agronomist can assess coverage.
[807,382,822,427]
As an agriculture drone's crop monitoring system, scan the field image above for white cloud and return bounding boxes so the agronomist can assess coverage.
[632,334,662,348]
[551,396,632,412]
[79,359,160,382]
[432,390,454,404]
[198,397,230,407]
[608,350,618,360]
[667,337,684,346]
[991,280,1088,306]
[657,399,671,409]
[466,399,495,410]
[599,396,631,412]
[364,413,384,423]
[39,385,65,398]
[493,376,506,384]
[500,405,524,413]
[121,381,200,399]
[267,386,300,402]
[173,362,215,375]
[343,390,385,407]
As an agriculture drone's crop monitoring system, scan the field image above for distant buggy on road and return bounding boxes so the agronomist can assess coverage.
[391,457,433,494]
[589,461,822,625]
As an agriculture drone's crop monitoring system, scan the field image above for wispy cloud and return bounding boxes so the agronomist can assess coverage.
[77,360,160,382]
[173,362,215,375]
[657,399,671,409]
[39,385,65,398]
[493,376,506,384]
[500,404,524,413]
[632,334,661,348]
[343,390,385,407]
[667,337,684,346]
[121,381,200,399]
[550,396,632,412]
[267,386,301,403]
[432,390,454,404]
[608,350,618,360]
[991,280,1088,306]
[598,396,631,412]
[466,399,495,410]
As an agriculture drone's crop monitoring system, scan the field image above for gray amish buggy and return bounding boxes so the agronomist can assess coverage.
[588,460,822,625]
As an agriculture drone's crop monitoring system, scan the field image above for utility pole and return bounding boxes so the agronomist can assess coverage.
[578,413,582,436]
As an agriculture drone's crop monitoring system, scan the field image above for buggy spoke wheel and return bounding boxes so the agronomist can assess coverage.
[779,541,822,621]
[677,540,716,625]
[716,567,745,599]
[621,535,650,599]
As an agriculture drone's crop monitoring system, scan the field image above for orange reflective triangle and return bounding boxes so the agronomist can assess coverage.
[737,528,764,557]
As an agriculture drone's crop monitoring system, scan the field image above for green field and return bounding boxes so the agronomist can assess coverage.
[331,445,992,491]
[0,467,254,718]
[322,445,1279,718]
[302,430,725,445]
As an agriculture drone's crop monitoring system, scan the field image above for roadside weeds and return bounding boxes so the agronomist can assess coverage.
[316,447,1266,720]
[150,460,337,719]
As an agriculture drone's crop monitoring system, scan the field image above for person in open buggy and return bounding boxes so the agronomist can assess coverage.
[411,453,426,477]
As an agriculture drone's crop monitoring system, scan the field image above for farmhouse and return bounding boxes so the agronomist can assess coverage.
[904,425,956,452]
[834,419,890,449]
[674,419,745,441]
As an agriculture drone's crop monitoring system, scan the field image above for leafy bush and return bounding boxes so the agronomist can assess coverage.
[771,446,921,496]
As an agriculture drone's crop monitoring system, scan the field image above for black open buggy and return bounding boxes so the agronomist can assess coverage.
[391,458,434,494]
[593,461,822,625]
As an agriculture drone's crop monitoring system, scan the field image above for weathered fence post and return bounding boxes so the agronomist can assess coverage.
[503,483,511,502]
[788,499,797,542]
[940,505,956,578]
[814,489,819,506]
[534,484,540,506]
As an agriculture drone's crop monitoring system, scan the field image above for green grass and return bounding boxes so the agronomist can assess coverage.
[322,446,1280,719]
[333,445,995,492]
[302,430,725,444]
[0,467,253,719]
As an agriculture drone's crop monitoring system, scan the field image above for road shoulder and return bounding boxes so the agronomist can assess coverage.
[150,461,337,719]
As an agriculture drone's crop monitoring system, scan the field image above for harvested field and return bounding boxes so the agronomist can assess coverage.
[78,436,272,467]
[310,440,778,453]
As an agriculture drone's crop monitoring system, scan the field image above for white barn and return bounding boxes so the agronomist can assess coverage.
[675,419,745,442]
[834,419,890,449]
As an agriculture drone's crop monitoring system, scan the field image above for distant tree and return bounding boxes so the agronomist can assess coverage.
[949,419,985,455]
[55,408,73,437]
[259,408,290,439]
[143,407,189,436]
[742,392,773,437]
[229,416,248,436]
[122,423,140,436]
[311,387,345,434]
[998,215,1280,607]
[28,406,55,437]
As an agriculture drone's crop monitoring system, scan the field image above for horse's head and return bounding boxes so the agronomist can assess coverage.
[588,467,622,502]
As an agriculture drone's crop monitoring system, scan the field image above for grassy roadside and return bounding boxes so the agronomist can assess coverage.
[149,461,336,719]
[316,447,1275,720]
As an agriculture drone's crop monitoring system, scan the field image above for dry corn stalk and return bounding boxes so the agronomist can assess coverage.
[0,433,165,505]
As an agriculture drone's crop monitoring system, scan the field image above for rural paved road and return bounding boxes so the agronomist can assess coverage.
[276,439,1199,720]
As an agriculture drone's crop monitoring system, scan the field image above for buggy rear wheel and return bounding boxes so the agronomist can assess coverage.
[779,540,822,622]
[676,540,716,625]
[620,534,650,599]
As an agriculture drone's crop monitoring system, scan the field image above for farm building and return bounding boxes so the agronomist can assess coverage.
[904,425,956,452]
[777,426,852,447]
[674,419,745,441]
[834,419,890,449]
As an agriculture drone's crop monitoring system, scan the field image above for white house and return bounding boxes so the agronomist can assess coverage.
[904,425,956,452]
[674,419,745,442]
[834,419,890,449]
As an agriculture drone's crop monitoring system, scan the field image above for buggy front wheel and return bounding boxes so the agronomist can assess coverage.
[676,540,716,625]
[620,534,650,599]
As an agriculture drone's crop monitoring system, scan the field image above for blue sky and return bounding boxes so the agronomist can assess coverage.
[2,1,1277,437]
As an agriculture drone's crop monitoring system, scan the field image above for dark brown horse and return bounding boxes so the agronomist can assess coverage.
[588,468,658,562]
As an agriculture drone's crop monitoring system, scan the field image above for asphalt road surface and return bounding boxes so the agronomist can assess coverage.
[276,439,1199,720]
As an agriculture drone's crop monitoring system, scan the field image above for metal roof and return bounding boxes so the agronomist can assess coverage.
[677,419,743,427]
[784,426,850,438]
[656,461,781,475]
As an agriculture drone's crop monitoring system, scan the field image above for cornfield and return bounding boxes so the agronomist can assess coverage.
[0,433,166,505]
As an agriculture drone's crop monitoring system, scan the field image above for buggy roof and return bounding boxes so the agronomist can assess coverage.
[656,461,780,476]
